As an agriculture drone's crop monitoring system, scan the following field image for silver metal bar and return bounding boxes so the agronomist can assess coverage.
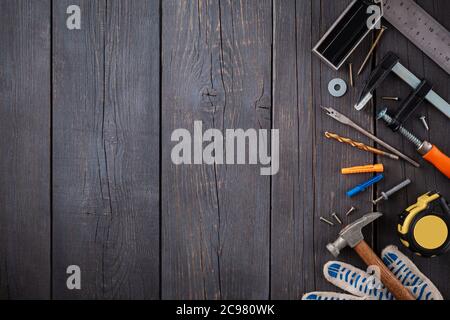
[392,63,450,119]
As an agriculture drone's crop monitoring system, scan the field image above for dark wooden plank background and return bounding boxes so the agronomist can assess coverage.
[52,0,160,299]
[0,0,449,300]
[0,0,51,299]
[161,0,271,299]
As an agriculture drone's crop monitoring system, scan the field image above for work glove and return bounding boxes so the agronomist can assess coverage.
[302,245,443,300]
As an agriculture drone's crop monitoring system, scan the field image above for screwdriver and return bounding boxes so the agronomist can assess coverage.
[324,132,399,160]
[378,109,450,179]
[372,179,411,205]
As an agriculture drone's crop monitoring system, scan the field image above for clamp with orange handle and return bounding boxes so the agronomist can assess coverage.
[419,142,450,178]
[378,108,450,179]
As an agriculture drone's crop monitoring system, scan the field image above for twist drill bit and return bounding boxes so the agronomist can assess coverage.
[324,132,399,160]
[321,106,420,167]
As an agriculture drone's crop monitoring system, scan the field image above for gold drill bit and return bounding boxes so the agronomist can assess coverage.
[357,26,387,75]
[324,132,399,160]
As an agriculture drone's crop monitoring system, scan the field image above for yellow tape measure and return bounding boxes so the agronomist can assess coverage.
[398,192,450,257]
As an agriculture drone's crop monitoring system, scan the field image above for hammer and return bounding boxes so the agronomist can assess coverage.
[327,212,415,300]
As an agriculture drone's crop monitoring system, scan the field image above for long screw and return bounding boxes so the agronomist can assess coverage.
[320,217,334,226]
[324,132,399,160]
[331,212,342,225]
[358,26,387,75]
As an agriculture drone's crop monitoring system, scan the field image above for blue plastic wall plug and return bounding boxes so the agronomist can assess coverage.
[346,174,384,197]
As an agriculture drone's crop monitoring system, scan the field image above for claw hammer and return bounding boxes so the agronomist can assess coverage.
[327,212,415,300]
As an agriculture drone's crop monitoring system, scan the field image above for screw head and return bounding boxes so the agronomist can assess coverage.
[376,108,388,120]
[346,207,356,216]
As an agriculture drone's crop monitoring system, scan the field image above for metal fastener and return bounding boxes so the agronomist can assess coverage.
[357,26,387,75]
[419,116,430,131]
[372,179,411,205]
[328,78,348,97]
[345,207,356,216]
[320,217,335,226]
[349,63,354,87]
[331,212,342,225]
[382,96,400,101]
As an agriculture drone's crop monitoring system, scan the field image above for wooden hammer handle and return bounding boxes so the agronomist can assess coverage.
[354,240,415,300]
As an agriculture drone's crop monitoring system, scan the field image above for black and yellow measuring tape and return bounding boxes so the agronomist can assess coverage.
[398,192,450,257]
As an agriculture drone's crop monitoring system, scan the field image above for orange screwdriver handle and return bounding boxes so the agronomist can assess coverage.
[423,145,450,179]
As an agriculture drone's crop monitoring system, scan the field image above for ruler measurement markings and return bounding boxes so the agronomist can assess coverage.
[383,0,450,74]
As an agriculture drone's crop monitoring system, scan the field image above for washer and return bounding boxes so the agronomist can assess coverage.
[328,78,347,97]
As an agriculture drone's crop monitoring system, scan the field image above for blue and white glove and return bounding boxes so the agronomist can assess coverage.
[302,245,443,300]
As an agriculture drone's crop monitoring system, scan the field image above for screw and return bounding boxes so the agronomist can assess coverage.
[372,196,383,205]
[382,96,400,101]
[320,217,335,226]
[331,212,342,225]
[358,26,387,75]
[345,207,356,216]
[419,116,429,131]
[377,108,423,148]
[349,63,354,87]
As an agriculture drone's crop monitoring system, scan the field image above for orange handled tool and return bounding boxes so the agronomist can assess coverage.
[378,109,450,179]
[419,142,450,179]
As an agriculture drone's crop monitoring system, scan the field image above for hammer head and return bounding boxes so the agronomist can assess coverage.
[327,212,382,257]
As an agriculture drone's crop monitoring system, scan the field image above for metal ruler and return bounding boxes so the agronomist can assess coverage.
[383,0,450,75]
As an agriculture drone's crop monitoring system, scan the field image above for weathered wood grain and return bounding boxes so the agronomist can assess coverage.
[0,0,448,301]
[310,0,377,293]
[271,0,315,299]
[52,0,160,299]
[375,0,450,298]
[161,0,272,299]
[0,0,51,299]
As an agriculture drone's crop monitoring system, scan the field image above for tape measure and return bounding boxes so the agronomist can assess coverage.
[398,192,450,257]
[383,0,450,75]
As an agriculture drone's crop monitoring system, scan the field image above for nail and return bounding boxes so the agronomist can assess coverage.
[345,207,356,216]
[320,217,335,226]
[331,212,342,225]
[349,63,354,87]
[382,96,399,101]
[420,116,430,131]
